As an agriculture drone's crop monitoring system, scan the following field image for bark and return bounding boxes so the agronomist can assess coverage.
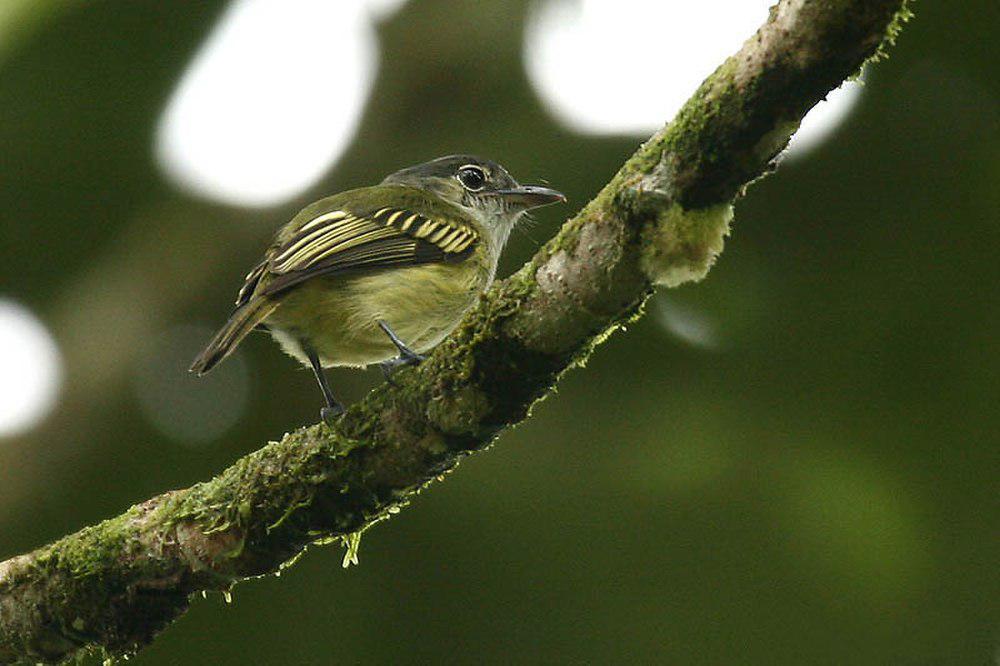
[0,1,912,662]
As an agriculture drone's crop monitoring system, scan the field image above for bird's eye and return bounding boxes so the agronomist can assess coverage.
[457,166,487,191]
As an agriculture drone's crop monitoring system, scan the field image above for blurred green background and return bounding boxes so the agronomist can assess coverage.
[1,1,997,664]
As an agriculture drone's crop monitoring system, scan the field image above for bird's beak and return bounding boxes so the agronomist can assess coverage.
[494,185,566,210]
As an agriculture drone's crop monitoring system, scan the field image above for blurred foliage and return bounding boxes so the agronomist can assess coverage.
[0,1,997,664]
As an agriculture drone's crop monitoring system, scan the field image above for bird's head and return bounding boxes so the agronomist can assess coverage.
[382,155,565,238]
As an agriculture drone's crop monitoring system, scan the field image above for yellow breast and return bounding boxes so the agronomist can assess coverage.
[265,259,489,368]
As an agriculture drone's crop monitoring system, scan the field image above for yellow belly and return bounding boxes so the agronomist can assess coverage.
[264,262,487,368]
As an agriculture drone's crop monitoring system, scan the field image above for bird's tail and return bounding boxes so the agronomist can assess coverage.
[190,298,278,375]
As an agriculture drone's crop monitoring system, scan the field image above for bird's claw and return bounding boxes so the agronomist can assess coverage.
[320,404,345,426]
[380,351,425,382]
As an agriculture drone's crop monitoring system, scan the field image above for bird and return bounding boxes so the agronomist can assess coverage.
[190,155,565,423]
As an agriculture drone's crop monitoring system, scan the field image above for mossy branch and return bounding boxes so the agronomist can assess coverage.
[0,1,911,662]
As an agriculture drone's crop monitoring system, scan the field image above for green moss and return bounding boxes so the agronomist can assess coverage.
[266,494,313,533]
[425,385,492,435]
[872,1,914,63]
[340,532,362,568]
[44,506,142,579]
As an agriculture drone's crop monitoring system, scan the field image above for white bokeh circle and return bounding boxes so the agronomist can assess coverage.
[156,0,380,207]
[525,0,862,157]
[0,299,62,438]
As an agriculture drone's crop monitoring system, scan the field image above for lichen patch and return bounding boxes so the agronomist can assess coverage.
[640,203,734,287]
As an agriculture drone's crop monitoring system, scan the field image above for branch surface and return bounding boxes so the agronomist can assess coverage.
[0,1,911,662]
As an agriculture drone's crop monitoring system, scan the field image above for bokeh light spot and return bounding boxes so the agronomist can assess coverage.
[656,296,721,350]
[133,325,250,446]
[774,449,931,603]
[0,298,62,438]
[629,409,740,496]
[525,0,862,158]
[787,78,864,157]
[156,0,378,207]
[363,0,410,21]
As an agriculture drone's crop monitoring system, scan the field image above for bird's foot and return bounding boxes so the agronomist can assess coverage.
[320,403,345,426]
[379,350,426,381]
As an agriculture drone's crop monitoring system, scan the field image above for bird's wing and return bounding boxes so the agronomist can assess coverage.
[236,195,480,301]
[234,259,269,308]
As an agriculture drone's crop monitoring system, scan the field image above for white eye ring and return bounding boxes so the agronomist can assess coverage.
[457,165,487,191]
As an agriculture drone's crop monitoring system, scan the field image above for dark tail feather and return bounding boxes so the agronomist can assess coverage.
[190,298,278,375]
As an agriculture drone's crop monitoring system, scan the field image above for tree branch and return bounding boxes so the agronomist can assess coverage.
[0,1,912,662]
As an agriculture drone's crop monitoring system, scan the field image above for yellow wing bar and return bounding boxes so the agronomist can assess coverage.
[369,207,478,255]
[270,211,397,274]
[269,207,478,276]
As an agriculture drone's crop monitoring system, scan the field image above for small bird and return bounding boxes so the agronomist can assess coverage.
[190,155,565,422]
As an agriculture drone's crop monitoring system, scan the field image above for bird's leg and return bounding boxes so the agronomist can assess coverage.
[302,342,345,425]
[377,320,425,379]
